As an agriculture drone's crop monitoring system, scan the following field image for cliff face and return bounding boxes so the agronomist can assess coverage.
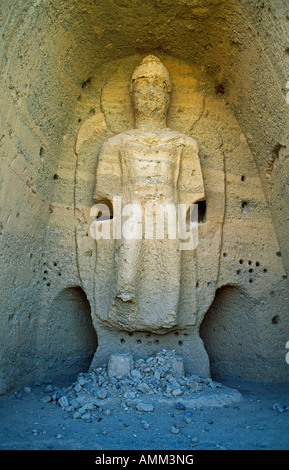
[0,0,288,392]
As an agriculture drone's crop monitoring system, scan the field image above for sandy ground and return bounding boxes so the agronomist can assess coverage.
[0,376,288,454]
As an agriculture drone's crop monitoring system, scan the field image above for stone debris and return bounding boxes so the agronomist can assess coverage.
[273,403,288,413]
[58,395,69,409]
[41,395,52,403]
[175,402,186,410]
[136,402,154,412]
[107,353,134,378]
[141,420,150,429]
[170,426,180,434]
[43,349,225,421]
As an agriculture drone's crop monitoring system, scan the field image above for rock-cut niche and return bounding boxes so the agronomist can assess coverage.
[45,287,97,381]
[200,285,259,381]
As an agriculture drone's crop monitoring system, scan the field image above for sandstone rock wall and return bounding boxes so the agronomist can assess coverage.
[0,0,288,391]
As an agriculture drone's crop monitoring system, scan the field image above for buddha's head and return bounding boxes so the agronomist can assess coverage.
[131,55,171,128]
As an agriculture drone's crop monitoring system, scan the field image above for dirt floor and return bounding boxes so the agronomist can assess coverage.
[0,375,288,453]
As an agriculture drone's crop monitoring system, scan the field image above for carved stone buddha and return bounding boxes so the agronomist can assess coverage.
[93,55,205,332]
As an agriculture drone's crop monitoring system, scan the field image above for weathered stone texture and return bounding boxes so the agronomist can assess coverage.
[0,0,288,391]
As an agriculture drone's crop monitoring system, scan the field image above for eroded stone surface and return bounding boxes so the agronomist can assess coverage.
[0,0,288,393]
[92,56,206,334]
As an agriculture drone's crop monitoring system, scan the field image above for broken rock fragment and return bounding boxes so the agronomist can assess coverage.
[107,353,133,378]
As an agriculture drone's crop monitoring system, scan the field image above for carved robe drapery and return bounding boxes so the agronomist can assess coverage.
[93,128,205,332]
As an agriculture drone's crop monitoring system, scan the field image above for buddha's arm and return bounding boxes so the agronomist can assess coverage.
[94,139,122,204]
[177,138,205,207]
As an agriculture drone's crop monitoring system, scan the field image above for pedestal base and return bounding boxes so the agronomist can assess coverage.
[90,322,210,378]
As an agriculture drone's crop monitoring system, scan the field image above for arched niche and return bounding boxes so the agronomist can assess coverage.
[200,286,261,381]
[42,287,97,381]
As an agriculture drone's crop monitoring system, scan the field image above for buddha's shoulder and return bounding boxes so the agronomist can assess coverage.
[161,129,198,147]
[102,129,198,147]
[100,131,138,148]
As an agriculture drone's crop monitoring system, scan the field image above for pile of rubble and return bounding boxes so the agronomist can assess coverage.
[42,350,224,421]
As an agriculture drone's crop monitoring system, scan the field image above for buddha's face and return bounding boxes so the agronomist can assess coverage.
[131,76,170,122]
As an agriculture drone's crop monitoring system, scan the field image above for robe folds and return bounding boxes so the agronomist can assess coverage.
[93,128,205,332]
